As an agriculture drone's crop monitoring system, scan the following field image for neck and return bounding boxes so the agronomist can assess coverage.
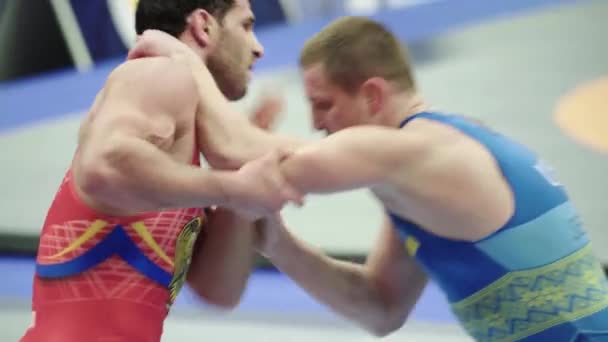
[381,92,430,128]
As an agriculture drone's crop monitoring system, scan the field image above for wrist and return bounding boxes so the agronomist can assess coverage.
[265,226,295,262]
[208,171,242,209]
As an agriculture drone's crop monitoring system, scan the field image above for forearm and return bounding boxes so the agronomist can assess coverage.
[177,53,305,168]
[187,208,256,308]
[279,148,373,195]
[199,123,304,170]
[267,230,393,335]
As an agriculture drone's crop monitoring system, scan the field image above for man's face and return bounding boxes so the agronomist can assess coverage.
[302,63,368,135]
[207,0,264,101]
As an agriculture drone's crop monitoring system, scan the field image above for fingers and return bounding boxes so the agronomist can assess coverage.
[127,47,144,60]
[250,112,274,130]
[235,205,268,222]
[281,185,305,207]
[240,149,303,214]
[275,148,293,162]
[127,35,152,60]
[262,150,304,207]
[127,29,186,60]
[273,149,304,206]
[250,95,284,131]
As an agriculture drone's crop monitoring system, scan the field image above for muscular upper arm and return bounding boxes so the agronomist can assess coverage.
[101,57,198,138]
[77,57,198,163]
[73,57,200,209]
[279,126,431,194]
[365,215,428,323]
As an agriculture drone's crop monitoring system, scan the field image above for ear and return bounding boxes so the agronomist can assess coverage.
[359,78,386,115]
[186,9,218,48]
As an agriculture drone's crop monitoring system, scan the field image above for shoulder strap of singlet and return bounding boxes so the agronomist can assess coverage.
[399,112,439,128]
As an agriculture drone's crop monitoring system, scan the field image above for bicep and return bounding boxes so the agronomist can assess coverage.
[88,58,197,146]
[75,59,198,184]
[279,147,379,194]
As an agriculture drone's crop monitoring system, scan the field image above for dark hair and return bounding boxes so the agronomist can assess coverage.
[135,0,235,37]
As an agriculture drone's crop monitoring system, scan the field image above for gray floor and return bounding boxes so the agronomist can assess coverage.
[0,302,472,342]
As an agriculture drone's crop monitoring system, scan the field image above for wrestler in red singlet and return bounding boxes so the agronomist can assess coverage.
[21,146,204,342]
[19,1,285,340]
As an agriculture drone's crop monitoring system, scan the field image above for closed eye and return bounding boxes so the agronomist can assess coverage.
[243,17,255,31]
[313,100,332,111]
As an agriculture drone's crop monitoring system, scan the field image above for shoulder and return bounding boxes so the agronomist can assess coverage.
[401,116,497,161]
[104,57,199,113]
[321,125,427,152]
[402,115,510,194]
[108,56,195,88]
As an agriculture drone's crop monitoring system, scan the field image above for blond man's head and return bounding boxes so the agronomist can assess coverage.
[300,16,416,94]
[299,17,417,134]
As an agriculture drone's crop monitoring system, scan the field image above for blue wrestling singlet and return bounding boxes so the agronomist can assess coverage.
[390,112,608,342]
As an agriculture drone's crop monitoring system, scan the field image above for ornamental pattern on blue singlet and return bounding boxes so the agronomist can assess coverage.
[451,244,608,342]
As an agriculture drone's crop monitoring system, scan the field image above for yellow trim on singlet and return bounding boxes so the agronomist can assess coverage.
[45,220,174,267]
[46,220,108,260]
[131,222,174,267]
[405,236,420,257]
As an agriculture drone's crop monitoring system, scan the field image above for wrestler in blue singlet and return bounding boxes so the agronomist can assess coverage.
[391,112,608,342]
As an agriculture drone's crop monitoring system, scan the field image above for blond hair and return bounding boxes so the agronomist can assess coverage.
[299,16,416,93]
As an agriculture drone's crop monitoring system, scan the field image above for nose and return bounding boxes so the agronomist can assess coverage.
[252,35,264,59]
[312,112,325,131]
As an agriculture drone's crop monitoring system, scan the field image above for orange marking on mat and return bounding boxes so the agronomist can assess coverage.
[554,77,608,153]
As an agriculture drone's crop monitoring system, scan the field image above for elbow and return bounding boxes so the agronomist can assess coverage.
[189,284,243,310]
[368,315,407,338]
[205,294,242,311]
[76,144,131,202]
[203,148,243,170]
[78,160,116,199]
[187,271,245,310]
[363,275,418,338]
[365,296,410,338]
